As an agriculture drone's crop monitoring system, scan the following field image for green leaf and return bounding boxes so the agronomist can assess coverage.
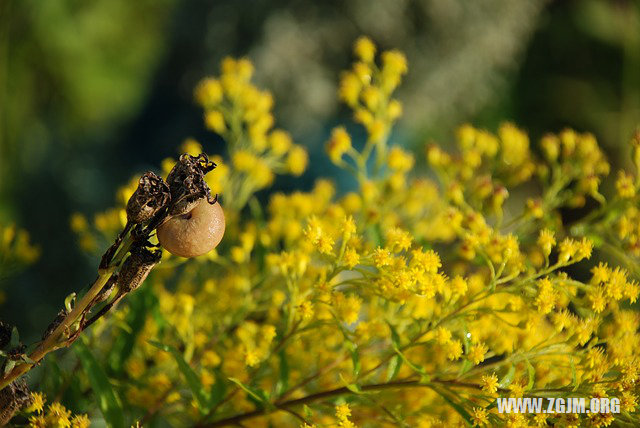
[109,289,151,373]
[387,322,401,348]
[432,387,472,426]
[338,373,363,394]
[569,356,579,391]
[228,377,272,408]
[385,354,402,382]
[303,404,313,419]
[367,224,383,247]
[394,347,426,377]
[209,370,226,408]
[346,341,361,378]
[74,339,124,428]
[525,358,535,391]
[275,350,290,397]
[65,292,76,312]
[148,340,210,413]
[3,359,16,375]
[499,364,516,388]
[459,324,472,375]
[10,327,19,347]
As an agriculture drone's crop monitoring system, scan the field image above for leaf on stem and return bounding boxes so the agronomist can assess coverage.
[74,339,125,428]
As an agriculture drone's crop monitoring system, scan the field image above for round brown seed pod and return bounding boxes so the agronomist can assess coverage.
[157,199,225,258]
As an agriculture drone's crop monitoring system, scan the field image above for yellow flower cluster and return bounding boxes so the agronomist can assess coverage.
[0,222,39,270]
[194,57,308,210]
[0,222,39,304]
[23,393,89,428]
[330,37,406,176]
[54,39,640,428]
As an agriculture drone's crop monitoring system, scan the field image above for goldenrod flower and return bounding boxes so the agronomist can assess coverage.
[326,127,352,164]
[481,373,499,394]
[353,36,376,63]
[471,407,489,426]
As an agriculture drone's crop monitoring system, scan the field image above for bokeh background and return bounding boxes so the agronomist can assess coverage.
[1,0,639,341]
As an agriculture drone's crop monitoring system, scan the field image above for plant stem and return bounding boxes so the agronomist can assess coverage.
[198,378,499,427]
[0,230,135,391]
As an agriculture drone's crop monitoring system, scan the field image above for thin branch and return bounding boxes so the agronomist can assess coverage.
[197,378,504,428]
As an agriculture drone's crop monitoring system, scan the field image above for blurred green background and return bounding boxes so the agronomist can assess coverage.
[1,0,639,340]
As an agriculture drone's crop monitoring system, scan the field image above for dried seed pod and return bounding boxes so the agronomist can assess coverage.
[157,198,225,258]
[118,245,162,294]
[0,378,30,426]
[126,171,171,224]
[166,153,216,216]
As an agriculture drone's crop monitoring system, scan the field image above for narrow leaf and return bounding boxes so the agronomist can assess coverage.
[432,387,472,426]
[275,350,290,397]
[149,340,210,412]
[385,354,402,382]
[499,364,516,388]
[74,339,124,428]
[228,377,271,407]
[387,322,401,348]
[346,342,361,378]
[525,358,535,391]
[209,370,226,408]
[10,327,19,347]
[110,290,151,373]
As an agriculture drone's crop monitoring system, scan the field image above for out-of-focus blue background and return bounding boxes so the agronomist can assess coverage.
[1,0,639,339]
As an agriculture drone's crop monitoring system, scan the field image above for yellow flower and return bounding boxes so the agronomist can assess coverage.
[410,249,441,273]
[385,227,412,252]
[46,402,72,427]
[333,292,362,325]
[468,342,488,365]
[481,373,499,394]
[372,247,392,267]
[499,122,530,168]
[616,171,635,198]
[445,339,463,360]
[286,145,308,176]
[576,237,593,261]
[537,229,556,256]
[535,278,556,314]
[232,149,257,170]
[381,50,408,92]
[387,99,403,120]
[339,72,362,107]
[387,146,414,172]
[471,407,489,426]
[588,287,607,313]
[343,247,360,268]
[269,129,293,155]
[71,414,91,428]
[558,238,577,263]
[354,36,376,63]
[298,300,314,320]
[25,391,46,414]
[194,77,223,107]
[435,327,452,345]
[335,403,351,420]
[326,127,352,164]
[591,262,610,284]
[204,110,226,134]
[28,415,46,428]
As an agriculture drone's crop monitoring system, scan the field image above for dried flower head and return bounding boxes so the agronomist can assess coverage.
[117,245,162,294]
[0,379,31,425]
[166,153,217,216]
[125,171,171,224]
